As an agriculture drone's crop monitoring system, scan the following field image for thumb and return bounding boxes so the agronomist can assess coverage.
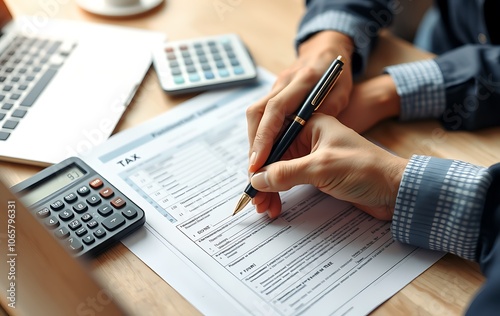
[250,157,312,192]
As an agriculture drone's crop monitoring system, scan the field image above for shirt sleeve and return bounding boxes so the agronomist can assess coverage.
[385,45,500,130]
[384,60,446,121]
[391,155,491,260]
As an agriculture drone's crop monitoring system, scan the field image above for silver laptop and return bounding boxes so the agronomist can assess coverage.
[0,0,164,166]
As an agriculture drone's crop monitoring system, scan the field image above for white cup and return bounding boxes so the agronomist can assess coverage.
[105,0,140,7]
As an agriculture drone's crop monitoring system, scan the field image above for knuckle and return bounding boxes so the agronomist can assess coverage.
[270,165,289,189]
[296,66,321,83]
[266,96,282,110]
[246,103,262,118]
[254,126,276,145]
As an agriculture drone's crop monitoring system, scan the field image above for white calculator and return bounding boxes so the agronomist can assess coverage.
[152,34,258,95]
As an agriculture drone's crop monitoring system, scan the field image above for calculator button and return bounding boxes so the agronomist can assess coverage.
[181,51,190,58]
[212,54,222,61]
[193,42,202,48]
[186,66,196,73]
[86,194,101,206]
[67,237,83,253]
[0,131,10,140]
[234,67,244,75]
[198,56,208,63]
[171,68,182,76]
[184,59,194,66]
[122,207,138,220]
[89,178,103,189]
[219,69,229,77]
[169,60,179,68]
[81,213,92,222]
[94,228,106,239]
[189,74,200,82]
[87,220,99,229]
[54,227,70,239]
[201,63,211,71]
[68,219,82,230]
[64,193,77,203]
[173,76,184,84]
[227,52,236,59]
[102,213,126,231]
[76,227,88,237]
[82,234,95,245]
[111,197,126,209]
[45,216,59,229]
[36,207,50,218]
[216,61,225,69]
[50,200,64,211]
[230,59,240,66]
[179,44,188,51]
[167,53,176,60]
[99,187,114,199]
[73,202,88,213]
[165,47,174,53]
[98,204,113,217]
[204,71,215,80]
[59,209,74,221]
[77,185,90,196]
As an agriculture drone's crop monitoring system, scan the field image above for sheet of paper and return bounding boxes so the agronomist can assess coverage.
[83,69,444,315]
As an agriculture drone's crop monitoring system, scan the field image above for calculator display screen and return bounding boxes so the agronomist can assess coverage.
[19,165,87,206]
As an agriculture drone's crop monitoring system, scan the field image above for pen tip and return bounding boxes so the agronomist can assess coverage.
[232,193,252,216]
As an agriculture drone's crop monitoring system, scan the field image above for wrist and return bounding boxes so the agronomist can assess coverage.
[384,156,407,215]
[375,74,401,118]
[298,31,354,66]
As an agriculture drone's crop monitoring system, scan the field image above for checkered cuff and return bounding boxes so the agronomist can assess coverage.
[385,60,446,121]
[392,155,491,260]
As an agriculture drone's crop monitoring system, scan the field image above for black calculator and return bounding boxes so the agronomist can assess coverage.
[11,157,145,257]
[152,33,258,94]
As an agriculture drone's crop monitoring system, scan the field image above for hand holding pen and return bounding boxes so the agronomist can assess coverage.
[233,56,345,215]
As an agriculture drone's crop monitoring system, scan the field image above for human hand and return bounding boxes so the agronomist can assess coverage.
[246,31,354,174]
[337,74,401,133]
[250,114,408,221]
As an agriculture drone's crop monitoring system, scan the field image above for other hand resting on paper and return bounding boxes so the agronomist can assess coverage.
[249,113,407,220]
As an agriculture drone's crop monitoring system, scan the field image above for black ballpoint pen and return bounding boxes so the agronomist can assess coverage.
[232,55,345,216]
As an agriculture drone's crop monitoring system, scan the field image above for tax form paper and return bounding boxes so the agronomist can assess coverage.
[83,69,443,316]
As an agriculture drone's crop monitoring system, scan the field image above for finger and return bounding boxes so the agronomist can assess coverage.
[266,193,283,219]
[246,90,282,155]
[252,191,269,213]
[246,71,298,155]
[251,154,315,193]
[249,68,322,172]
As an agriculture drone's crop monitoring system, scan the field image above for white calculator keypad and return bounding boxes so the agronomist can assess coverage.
[153,34,257,94]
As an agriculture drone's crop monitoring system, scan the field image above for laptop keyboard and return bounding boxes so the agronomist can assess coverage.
[0,35,76,141]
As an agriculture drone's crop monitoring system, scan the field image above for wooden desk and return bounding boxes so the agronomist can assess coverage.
[2,0,496,314]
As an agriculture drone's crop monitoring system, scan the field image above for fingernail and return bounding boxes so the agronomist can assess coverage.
[251,172,269,190]
[249,152,257,168]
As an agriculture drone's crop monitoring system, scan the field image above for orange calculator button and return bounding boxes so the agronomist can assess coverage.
[111,197,126,209]
[89,178,103,189]
[99,187,114,199]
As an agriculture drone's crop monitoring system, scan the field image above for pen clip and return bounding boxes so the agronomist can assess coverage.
[311,63,343,111]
